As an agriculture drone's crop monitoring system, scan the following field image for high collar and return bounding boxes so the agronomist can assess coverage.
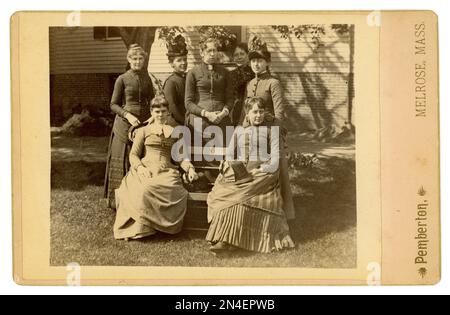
[173,71,187,78]
[128,69,145,76]
[147,122,175,138]
[255,70,270,79]
[201,62,215,71]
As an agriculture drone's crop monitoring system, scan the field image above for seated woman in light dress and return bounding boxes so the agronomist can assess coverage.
[114,95,198,240]
[206,97,295,254]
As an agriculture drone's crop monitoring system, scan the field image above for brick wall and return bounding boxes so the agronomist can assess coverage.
[50,70,351,131]
[50,73,118,126]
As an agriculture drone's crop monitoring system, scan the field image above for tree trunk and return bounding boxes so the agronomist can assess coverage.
[118,27,157,71]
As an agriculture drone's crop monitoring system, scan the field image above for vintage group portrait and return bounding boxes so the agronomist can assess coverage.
[12,11,440,285]
[49,22,357,268]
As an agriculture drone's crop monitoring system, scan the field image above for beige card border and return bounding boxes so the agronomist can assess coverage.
[380,11,440,285]
[11,11,23,285]
[10,10,437,286]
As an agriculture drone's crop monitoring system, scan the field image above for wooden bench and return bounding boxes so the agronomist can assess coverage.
[183,146,225,231]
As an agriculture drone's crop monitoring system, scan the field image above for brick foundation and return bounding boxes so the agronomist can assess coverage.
[50,73,119,126]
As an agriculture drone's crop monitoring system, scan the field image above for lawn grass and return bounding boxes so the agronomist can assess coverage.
[51,135,356,268]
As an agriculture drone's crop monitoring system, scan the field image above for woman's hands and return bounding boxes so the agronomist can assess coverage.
[204,111,221,124]
[204,109,229,125]
[182,167,199,184]
[187,167,199,183]
[125,112,141,127]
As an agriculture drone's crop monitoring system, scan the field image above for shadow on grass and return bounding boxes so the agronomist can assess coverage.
[51,160,106,191]
[289,156,356,245]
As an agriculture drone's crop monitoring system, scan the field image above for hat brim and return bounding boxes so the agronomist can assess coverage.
[167,52,188,58]
[248,50,270,61]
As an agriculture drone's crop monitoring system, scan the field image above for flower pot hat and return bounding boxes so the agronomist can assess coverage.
[248,35,271,62]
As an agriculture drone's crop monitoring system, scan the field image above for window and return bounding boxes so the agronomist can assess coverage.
[93,27,122,41]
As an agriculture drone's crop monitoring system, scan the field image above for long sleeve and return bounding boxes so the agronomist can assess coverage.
[164,79,185,124]
[270,80,286,122]
[224,70,235,112]
[230,69,239,101]
[129,128,145,170]
[260,126,281,174]
[225,129,241,161]
[185,70,204,116]
[110,75,128,118]
[144,73,155,106]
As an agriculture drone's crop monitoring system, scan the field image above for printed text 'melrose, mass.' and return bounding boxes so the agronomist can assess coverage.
[415,23,427,118]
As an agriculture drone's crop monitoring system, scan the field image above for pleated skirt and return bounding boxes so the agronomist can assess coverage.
[103,132,131,209]
[206,203,290,253]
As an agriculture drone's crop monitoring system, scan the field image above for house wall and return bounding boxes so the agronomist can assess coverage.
[50,73,117,125]
[50,27,126,125]
[245,26,352,131]
[149,25,353,131]
[50,27,127,74]
[50,26,353,131]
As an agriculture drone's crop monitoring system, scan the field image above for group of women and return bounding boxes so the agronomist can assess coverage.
[104,35,296,255]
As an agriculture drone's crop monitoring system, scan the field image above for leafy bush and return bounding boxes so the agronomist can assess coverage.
[60,109,113,137]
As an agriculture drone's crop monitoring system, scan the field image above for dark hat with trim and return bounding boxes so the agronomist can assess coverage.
[166,34,188,58]
[220,161,253,185]
[248,35,271,62]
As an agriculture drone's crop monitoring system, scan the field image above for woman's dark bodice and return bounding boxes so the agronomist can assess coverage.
[110,69,155,142]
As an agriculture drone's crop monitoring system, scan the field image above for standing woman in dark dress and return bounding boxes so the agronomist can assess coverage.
[104,44,155,208]
[230,43,254,125]
[163,35,189,125]
[243,37,296,221]
[185,37,234,140]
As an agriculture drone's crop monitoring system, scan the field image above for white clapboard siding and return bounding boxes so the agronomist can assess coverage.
[51,26,350,75]
[244,25,352,130]
[148,25,351,79]
[50,27,127,74]
[50,26,352,130]
[245,25,350,74]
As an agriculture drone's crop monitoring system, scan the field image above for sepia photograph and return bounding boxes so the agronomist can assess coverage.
[49,23,357,268]
[11,10,439,285]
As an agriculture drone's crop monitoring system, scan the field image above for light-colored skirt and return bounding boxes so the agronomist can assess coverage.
[114,167,188,240]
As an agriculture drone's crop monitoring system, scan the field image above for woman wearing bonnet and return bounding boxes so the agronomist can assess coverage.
[243,36,296,222]
[163,34,189,125]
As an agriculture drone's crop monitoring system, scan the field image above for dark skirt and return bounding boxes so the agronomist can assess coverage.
[103,131,131,209]
[232,99,245,126]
